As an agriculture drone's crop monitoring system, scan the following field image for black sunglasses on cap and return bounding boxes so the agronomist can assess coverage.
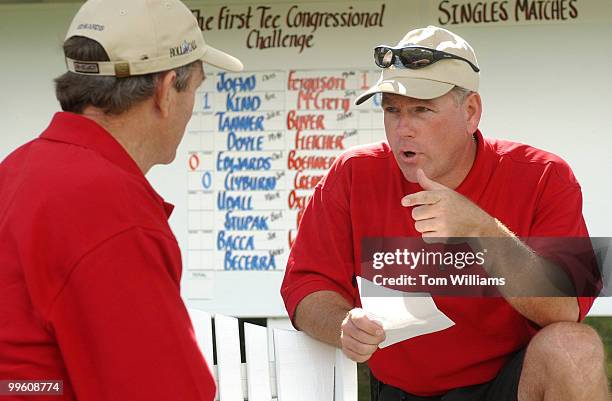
[374,45,480,73]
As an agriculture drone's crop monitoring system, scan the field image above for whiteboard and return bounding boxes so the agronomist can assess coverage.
[0,0,611,316]
[179,67,385,314]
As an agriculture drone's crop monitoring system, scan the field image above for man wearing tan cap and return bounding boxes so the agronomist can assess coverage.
[282,26,607,400]
[0,0,241,399]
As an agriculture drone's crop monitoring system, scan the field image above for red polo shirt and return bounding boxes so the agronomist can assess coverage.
[281,130,594,396]
[0,112,215,400]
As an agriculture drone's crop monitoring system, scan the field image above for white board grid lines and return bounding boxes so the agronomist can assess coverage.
[183,68,384,300]
[187,308,358,401]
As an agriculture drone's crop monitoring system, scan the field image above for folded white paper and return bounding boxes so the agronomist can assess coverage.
[357,277,455,348]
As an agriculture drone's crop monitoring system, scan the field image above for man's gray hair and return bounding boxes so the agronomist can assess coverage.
[379,87,474,107]
[450,86,473,105]
[55,36,200,115]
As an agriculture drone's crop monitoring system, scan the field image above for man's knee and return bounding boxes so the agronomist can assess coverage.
[527,322,605,377]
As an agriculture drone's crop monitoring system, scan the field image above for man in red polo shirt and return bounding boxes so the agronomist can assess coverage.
[281,26,607,401]
[0,0,242,400]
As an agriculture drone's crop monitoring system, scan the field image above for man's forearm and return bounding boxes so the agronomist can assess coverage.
[506,296,578,327]
[294,290,353,348]
[479,219,579,326]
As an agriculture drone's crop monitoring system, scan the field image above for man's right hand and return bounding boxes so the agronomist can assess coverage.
[340,308,386,362]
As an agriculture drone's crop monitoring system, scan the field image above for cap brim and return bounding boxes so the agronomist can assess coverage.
[201,45,243,72]
[354,77,454,105]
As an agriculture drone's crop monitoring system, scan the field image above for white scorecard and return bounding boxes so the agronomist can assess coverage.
[357,277,455,348]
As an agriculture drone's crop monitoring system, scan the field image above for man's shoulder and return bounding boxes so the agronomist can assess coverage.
[485,136,579,186]
[487,136,567,164]
[316,141,396,192]
[33,137,147,200]
[2,136,166,231]
[333,141,393,168]
[0,138,176,321]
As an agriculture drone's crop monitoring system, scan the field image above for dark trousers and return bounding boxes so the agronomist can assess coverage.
[371,374,439,401]
[369,349,526,401]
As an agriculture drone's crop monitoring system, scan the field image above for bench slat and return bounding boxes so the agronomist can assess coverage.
[244,323,273,401]
[188,309,214,371]
[273,329,335,401]
[334,349,358,401]
[215,315,243,401]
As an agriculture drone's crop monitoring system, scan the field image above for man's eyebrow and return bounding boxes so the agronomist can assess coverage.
[381,97,394,107]
[381,98,435,107]
[414,99,435,105]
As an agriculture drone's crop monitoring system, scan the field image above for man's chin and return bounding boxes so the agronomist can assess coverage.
[157,153,176,166]
[168,153,177,163]
[401,170,419,184]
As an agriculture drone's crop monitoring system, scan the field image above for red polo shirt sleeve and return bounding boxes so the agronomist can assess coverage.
[528,161,598,322]
[281,160,358,323]
[48,227,216,401]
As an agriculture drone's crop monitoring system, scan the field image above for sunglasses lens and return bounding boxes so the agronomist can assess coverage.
[374,47,394,68]
[382,50,394,66]
[398,48,435,68]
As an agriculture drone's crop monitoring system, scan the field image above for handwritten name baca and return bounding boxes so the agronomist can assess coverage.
[438,0,578,25]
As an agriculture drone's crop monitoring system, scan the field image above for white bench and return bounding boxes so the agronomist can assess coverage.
[188,308,358,401]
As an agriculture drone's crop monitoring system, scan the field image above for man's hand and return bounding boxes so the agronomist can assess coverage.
[401,169,498,239]
[340,308,386,362]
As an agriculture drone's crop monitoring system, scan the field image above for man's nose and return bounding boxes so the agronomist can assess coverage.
[396,115,416,138]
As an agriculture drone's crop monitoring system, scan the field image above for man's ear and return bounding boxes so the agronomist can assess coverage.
[154,71,177,118]
[464,92,482,134]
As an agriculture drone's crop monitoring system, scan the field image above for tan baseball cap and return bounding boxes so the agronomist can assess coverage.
[64,0,243,77]
[355,26,479,105]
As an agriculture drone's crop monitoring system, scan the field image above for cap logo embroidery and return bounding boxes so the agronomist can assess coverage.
[73,62,100,74]
[76,23,105,31]
[170,40,197,58]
